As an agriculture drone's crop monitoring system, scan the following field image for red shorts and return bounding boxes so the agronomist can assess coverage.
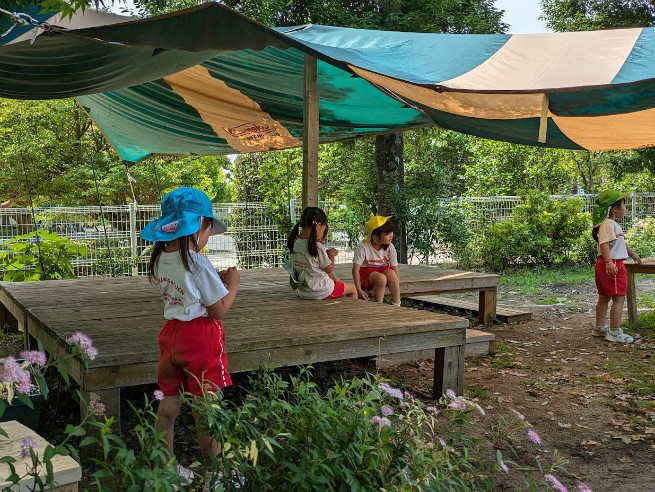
[359,265,391,291]
[595,257,627,297]
[323,281,345,299]
[158,317,232,397]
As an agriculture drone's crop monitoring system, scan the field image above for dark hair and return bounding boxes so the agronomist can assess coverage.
[371,218,394,239]
[287,207,328,258]
[591,198,625,243]
[148,216,214,282]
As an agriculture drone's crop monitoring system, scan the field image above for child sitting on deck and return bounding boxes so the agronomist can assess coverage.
[140,187,240,486]
[352,215,401,305]
[287,206,357,300]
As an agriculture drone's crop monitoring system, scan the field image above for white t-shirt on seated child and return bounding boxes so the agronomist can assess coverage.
[291,238,334,300]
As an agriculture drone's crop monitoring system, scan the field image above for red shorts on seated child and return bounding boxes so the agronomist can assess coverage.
[158,317,232,396]
[594,257,627,298]
[323,281,345,299]
[358,265,392,292]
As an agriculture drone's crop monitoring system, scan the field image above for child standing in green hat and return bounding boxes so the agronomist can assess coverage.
[592,190,641,343]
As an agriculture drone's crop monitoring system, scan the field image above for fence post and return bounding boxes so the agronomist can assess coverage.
[129,203,138,276]
[290,199,297,225]
[631,191,636,222]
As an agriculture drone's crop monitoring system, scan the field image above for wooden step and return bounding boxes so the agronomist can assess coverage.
[377,327,495,367]
[409,295,532,323]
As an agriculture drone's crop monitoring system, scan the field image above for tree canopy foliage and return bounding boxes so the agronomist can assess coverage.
[540,0,655,31]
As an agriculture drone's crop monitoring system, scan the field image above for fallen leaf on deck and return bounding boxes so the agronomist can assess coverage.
[619,456,632,463]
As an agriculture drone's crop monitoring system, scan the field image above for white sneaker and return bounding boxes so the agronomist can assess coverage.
[594,324,609,335]
[605,328,633,343]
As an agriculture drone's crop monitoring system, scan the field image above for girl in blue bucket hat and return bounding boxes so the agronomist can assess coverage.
[141,187,240,482]
[591,190,641,343]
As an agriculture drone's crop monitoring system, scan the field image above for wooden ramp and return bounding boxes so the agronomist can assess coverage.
[409,295,532,323]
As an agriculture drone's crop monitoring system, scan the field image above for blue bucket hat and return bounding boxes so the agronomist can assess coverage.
[140,187,227,242]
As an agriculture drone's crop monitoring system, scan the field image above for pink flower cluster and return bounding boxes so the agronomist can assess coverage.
[66,332,98,360]
[1,356,32,395]
[21,436,37,458]
[89,392,105,416]
[378,382,404,400]
[445,388,485,416]
[371,415,391,427]
[20,351,46,367]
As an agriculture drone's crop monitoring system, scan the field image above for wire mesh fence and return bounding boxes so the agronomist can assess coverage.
[1,192,653,278]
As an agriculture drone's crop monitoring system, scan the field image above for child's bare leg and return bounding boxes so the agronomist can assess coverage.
[342,282,358,299]
[609,295,625,330]
[595,295,610,327]
[384,269,401,304]
[368,272,387,302]
[193,410,221,464]
[156,396,182,455]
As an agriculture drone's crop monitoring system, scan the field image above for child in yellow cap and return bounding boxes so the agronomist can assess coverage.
[352,215,401,305]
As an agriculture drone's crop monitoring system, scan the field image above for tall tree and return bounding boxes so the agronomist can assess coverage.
[540,0,655,31]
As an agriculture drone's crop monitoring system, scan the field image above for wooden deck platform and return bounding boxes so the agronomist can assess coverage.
[0,265,499,429]
[408,295,532,323]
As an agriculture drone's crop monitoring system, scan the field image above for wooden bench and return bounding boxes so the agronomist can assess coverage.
[0,420,81,491]
[0,269,470,431]
[408,295,532,323]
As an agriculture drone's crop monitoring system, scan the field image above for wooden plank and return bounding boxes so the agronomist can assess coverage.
[409,295,532,323]
[625,258,655,326]
[0,420,81,491]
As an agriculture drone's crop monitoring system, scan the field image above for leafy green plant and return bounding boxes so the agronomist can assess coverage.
[475,193,589,271]
[0,231,87,281]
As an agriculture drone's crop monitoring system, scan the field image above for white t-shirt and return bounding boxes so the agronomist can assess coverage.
[155,249,229,320]
[291,239,334,300]
[597,218,629,260]
[352,241,399,268]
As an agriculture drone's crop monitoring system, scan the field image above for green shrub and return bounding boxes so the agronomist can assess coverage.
[625,217,655,258]
[476,193,589,272]
[0,230,87,281]
[570,228,598,265]
[190,367,479,491]
[406,200,471,266]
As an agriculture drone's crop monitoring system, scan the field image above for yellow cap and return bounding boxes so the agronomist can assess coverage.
[363,215,392,243]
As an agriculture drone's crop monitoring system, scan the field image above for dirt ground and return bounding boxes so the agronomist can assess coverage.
[385,278,655,491]
[3,276,655,491]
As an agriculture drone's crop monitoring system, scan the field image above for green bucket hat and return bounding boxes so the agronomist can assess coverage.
[592,190,630,226]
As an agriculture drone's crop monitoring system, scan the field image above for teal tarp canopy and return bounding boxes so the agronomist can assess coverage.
[2,2,655,161]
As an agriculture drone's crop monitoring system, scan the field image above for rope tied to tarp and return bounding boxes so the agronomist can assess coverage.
[0,7,60,44]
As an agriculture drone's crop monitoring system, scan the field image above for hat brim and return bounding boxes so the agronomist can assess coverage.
[140,213,227,242]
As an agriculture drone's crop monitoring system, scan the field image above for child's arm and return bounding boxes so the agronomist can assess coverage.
[323,248,338,275]
[627,245,642,263]
[352,263,370,300]
[206,267,240,319]
[599,243,618,276]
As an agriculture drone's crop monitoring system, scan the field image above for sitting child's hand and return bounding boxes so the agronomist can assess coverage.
[326,248,338,260]
[357,289,370,301]
[220,266,240,287]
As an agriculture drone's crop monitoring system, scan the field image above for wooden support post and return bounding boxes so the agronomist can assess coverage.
[80,387,121,462]
[626,267,637,325]
[433,344,464,397]
[478,288,497,324]
[302,54,319,209]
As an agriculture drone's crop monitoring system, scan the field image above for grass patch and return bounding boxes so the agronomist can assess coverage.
[499,265,593,295]
[536,295,559,305]
[637,292,655,309]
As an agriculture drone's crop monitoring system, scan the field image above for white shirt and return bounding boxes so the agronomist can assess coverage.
[291,239,334,300]
[597,219,629,260]
[155,249,229,320]
[352,241,399,268]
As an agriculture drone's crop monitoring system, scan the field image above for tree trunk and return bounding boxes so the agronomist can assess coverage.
[375,132,407,264]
